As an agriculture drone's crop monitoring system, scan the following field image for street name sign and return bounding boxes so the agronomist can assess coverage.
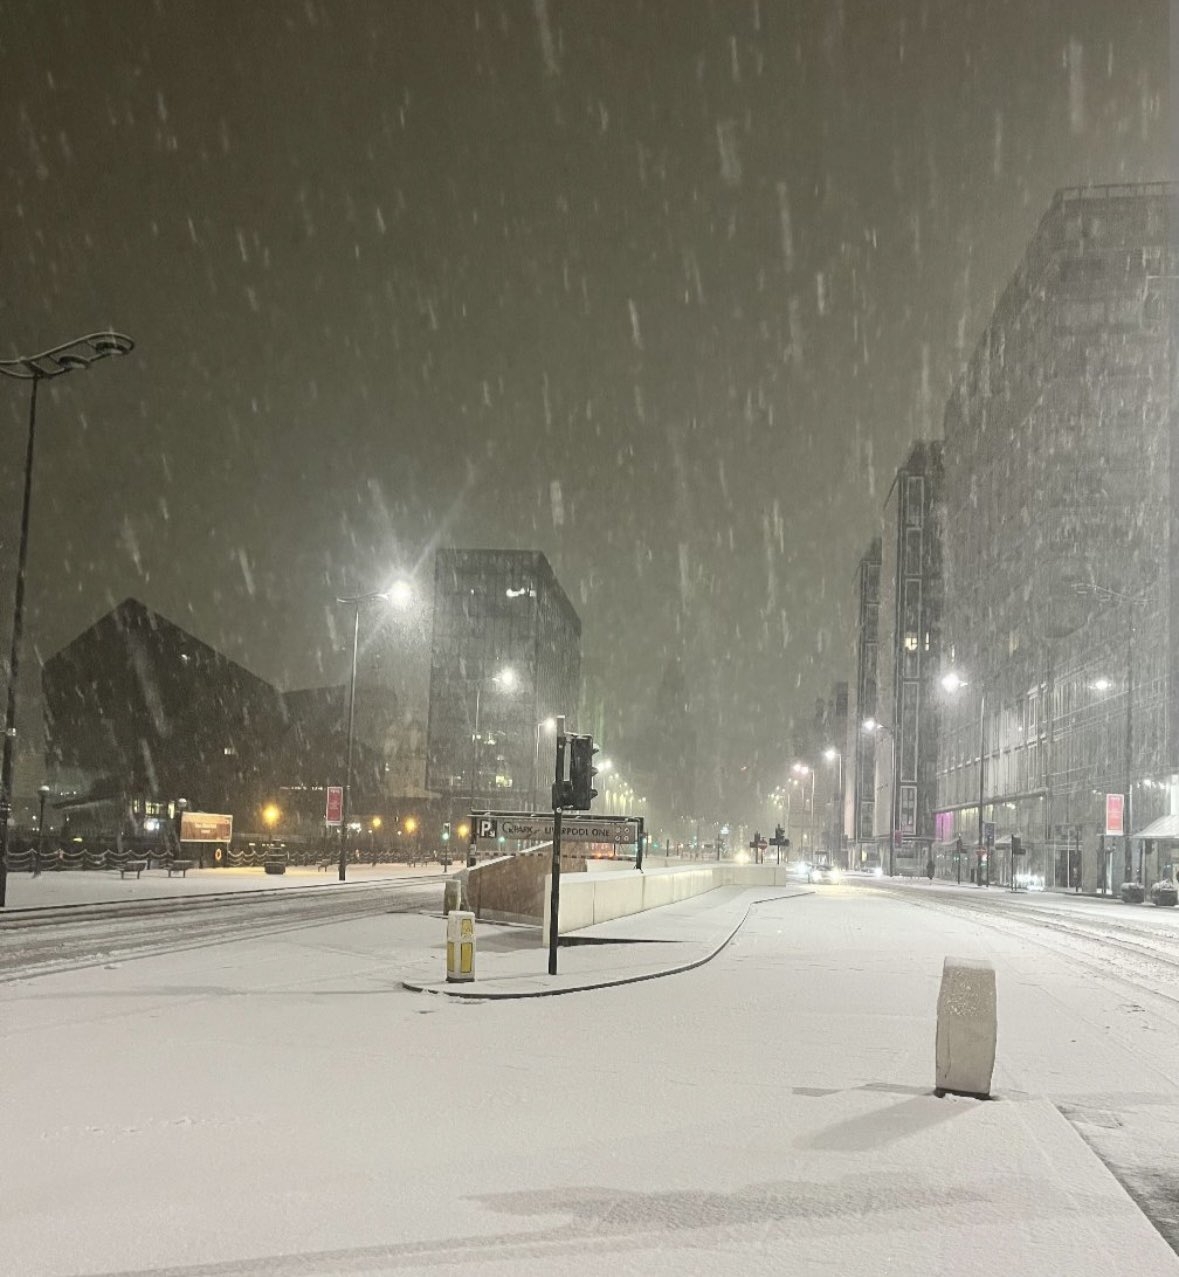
[472,813,639,845]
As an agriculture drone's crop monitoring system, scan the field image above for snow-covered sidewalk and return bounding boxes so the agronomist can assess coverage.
[406,884,812,996]
[2,883,1178,1274]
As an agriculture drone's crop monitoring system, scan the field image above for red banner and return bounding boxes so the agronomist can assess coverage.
[1105,793,1125,837]
[325,786,343,826]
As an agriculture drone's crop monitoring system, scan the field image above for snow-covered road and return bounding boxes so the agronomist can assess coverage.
[1,882,1177,1275]
[0,877,443,981]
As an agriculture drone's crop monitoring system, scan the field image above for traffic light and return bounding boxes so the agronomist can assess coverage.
[442,822,451,843]
[568,734,599,809]
[774,824,786,845]
[1011,835,1023,857]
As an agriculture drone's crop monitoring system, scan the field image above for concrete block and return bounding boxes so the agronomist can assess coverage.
[935,956,996,1099]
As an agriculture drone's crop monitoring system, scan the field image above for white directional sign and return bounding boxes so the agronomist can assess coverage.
[471,814,639,845]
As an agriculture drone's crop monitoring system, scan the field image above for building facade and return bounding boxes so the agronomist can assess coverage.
[425,549,582,815]
[873,442,944,873]
[937,183,1177,890]
[846,537,882,859]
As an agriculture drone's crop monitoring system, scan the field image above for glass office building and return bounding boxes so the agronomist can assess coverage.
[426,550,582,813]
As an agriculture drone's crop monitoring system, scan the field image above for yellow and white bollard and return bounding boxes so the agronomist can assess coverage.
[446,910,476,983]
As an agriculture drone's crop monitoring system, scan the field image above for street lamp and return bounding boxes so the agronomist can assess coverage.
[0,332,135,908]
[35,782,50,876]
[863,718,900,876]
[337,579,413,882]
[1074,580,1147,886]
[532,716,557,811]
[470,666,518,818]
[792,763,816,855]
[823,747,843,864]
[940,671,987,887]
[262,802,280,850]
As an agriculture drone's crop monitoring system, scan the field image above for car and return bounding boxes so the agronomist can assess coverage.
[1149,880,1178,907]
[808,862,841,885]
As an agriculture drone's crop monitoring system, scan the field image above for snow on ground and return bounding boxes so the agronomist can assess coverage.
[1,883,1178,1275]
[1,862,452,909]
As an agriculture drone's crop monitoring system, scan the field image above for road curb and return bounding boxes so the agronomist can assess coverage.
[401,889,812,1000]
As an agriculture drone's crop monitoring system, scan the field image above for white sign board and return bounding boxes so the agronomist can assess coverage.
[472,814,639,845]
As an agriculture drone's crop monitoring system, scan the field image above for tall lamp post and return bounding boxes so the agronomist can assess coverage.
[469,667,518,811]
[792,762,816,857]
[941,672,987,886]
[35,782,49,876]
[863,719,899,876]
[0,332,134,908]
[1074,582,1146,886]
[823,747,843,865]
[337,579,412,882]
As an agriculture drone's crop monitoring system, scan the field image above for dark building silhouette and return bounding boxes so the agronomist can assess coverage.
[43,598,286,837]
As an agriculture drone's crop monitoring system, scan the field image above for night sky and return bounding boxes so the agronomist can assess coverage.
[0,0,1168,810]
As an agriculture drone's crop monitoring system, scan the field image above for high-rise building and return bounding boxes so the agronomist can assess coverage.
[847,537,882,857]
[425,550,581,815]
[937,183,1177,890]
[874,442,944,873]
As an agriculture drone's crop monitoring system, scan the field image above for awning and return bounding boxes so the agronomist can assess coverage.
[1132,814,1179,840]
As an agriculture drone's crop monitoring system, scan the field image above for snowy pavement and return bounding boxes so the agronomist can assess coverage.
[1,862,456,911]
[405,884,812,996]
[2,882,1178,1274]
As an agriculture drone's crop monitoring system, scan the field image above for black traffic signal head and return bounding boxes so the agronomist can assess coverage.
[568,734,599,809]
[774,824,785,843]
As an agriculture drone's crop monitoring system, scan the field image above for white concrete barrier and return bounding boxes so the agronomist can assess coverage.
[935,956,996,1099]
[542,863,795,943]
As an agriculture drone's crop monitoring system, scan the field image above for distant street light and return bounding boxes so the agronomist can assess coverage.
[337,580,413,882]
[792,763,816,851]
[262,802,280,851]
[35,783,50,876]
[823,747,844,863]
[1074,580,1149,885]
[0,332,134,908]
[862,718,901,876]
[941,671,987,885]
[469,667,517,823]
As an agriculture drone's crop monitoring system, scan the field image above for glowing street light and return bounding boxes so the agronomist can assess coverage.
[942,669,987,885]
[262,803,280,851]
[336,578,414,882]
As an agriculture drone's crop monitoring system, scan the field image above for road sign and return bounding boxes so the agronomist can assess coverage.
[1105,793,1125,837]
[470,812,639,846]
[325,786,343,826]
[756,838,768,850]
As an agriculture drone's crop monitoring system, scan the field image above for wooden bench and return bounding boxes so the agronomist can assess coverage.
[120,860,147,879]
[168,859,195,877]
